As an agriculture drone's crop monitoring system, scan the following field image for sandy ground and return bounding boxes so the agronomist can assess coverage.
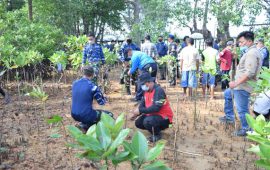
[0,67,263,170]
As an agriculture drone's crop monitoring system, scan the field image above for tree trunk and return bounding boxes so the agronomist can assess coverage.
[28,0,33,21]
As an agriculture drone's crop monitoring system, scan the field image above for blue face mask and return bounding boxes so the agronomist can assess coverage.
[240,46,248,53]
[141,84,149,91]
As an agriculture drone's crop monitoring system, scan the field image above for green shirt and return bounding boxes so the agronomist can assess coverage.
[202,47,219,75]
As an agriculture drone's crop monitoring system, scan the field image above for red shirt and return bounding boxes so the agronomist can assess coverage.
[219,48,233,71]
[142,87,173,123]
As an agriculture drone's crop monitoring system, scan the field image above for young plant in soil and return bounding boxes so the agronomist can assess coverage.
[67,113,171,170]
[246,114,270,169]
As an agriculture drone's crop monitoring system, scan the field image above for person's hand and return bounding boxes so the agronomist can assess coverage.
[81,65,84,72]
[130,108,140,121]
[229,81,238,89]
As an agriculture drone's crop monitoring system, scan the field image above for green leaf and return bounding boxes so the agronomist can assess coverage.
[46,115,63,124]
[50,133,62,138]
[143,160,171,170]
[247,135,269,144]
[131,131,148,163]
[112,113,125,137]
[259,143,270,159]
[67,125,83,138]
[146,140,165,161]
[76,135,103,152]
[102,128,130,158]
[86,124,97,138]
[80,151,101,161]
[255,159,270,169]
[100,112,115,131]
[96,122,111,150]
[111,151,130,165]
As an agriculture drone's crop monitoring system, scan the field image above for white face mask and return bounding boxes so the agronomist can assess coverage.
[89,40,95,44]
[141,84,149,91]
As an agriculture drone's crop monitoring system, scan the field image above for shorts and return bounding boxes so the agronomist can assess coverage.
[181,70,197,88]
[202,72,215,86]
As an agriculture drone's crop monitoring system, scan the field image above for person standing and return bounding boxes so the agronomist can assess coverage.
[167,34,178,86]
[181,36,190,49]
[141,35,158,59]
[219,31,261,136]
[179,38,200,97]
[126,49,157,102]
[201,39,219,99]
[82,33,105,84]
[119,36,140,95]
[256,38,269,68]
[156,35,168,80]
[130,72,173,142]
[219,41,234,90]
[71,66,113,132]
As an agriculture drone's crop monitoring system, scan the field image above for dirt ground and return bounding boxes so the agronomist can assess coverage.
[0,67,263,170]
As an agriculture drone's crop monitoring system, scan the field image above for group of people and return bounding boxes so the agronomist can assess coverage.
[70,30,270,141]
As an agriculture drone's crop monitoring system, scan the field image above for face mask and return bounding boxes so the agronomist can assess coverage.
[127,39,132,44]
[141,84,149,91]
[158,39,163,42]
[240,46,248,53]
[89,40,95,44]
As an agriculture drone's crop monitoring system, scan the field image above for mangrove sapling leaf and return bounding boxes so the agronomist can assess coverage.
[46,115,63,124]
[259,143,270,159]
[142,160,171,170]
[101,112,115,130]
[146,140,166,162]
[112,113,125,138]
[79,151,101,161]
[110,151,130,165]
[131,131,148,163]
[67,125,83,138]
[86,124,97,137]
[255,159,270,169]
[102,128,130,158]
[50,133,62,138]
[247,145,263,156]
[96,122,112,150]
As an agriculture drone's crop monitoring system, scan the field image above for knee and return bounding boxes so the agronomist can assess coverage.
[224,89,232,99]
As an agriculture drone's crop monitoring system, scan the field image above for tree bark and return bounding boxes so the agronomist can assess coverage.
[28,0,33,21]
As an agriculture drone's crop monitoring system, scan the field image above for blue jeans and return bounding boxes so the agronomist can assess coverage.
[224,89,250,129]
[181,70,197,88]
[202,72,215,86]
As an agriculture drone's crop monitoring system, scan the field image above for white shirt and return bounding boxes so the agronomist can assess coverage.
[178,46,201,71]
[141,40,158,58]
[254,91,270,115]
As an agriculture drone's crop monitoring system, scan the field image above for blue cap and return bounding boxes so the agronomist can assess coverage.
[168,34,175,40]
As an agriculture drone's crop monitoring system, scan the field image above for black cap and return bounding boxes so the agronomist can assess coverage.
[139,72,155,84]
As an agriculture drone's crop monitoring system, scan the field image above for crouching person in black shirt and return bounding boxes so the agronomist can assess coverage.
[130,72,174,142]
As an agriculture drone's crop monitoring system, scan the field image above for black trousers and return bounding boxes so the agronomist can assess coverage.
[135,115,170,135]
[221,70,230,90]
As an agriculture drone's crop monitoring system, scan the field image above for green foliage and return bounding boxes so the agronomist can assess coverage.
[0,9,65,70]
[103,48,118,65]
[123,131,170,170]
[65,35,88,70]
[49,51,68,70]
[34,0,125,35]
[67,113,170,169]
[246,114,270,169]
[248,67,270,94]
[27,86,48,102]
[156,55,176,65]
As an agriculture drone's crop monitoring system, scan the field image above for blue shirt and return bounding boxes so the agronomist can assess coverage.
[181,42,187,49]
[156,42,168,57]
[213,43,219,51]
[259,47,269,68]
[130,51,155,74]
[82,43,105,64]
[71,78,106,123]
[119,42,140,61]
